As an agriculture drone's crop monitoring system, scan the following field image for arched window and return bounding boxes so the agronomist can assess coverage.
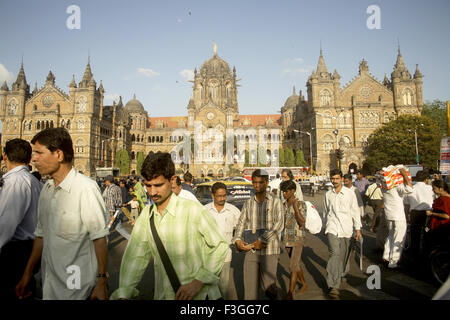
[156,136,159,143]
[50,120,54,128]
[148,136,151,143]
[28,120,32,130]
[160,136,163,143]
[61,119,65,128]
[131,151,135,160]
[152,136,155,143]
[67,119,71,129]
[46,120,49,129]
[131,134,135,142]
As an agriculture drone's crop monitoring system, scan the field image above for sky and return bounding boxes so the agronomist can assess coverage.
[1,0,449,133]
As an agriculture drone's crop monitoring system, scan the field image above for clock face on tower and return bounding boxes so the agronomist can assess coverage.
[206,112,215,120]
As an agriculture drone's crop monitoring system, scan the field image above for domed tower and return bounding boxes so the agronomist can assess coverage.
[190,44,239,129]
[281,86,299,128]
[125,94,148,164]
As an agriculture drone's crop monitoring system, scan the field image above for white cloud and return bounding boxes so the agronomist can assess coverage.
[137,68,160,77]
[104,93,120,102]
[0,63,14,84]
[177,18,183,23]
[281,66,314,76]
[179,69,194,81]
[285,57,304,64]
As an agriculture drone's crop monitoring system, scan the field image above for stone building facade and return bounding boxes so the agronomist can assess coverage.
[0,46,424,177]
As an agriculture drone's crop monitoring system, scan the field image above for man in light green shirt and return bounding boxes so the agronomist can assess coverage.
[110,152,228,300]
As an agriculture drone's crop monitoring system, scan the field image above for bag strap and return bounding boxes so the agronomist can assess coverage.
[368,184,379,199]
[149,205,181,294]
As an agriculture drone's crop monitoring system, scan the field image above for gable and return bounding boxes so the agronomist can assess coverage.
[26,85,71,114]
[339,73,393,106]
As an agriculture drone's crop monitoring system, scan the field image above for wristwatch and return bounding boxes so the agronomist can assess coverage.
[97,272,109,278]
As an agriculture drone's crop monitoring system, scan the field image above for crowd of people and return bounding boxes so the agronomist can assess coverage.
[0,127,448,301]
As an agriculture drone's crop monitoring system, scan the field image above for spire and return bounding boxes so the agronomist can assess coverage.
[79,58,94,88]
[293,85,296,95]
[213,42,217,56]
[13,61,28,90]
[1,81,8,91]
[33,82,38,94]
[133,93,136,100]
[99,80,104,91]
[383,73,390,86]
[414,64,423,79]
[333,69,341,80]
[317,48,328,74]
[359,59,369,75]
[69,74,77,88]
[46,71,56,85]
[118,96,123,107]
[392,46,411,80]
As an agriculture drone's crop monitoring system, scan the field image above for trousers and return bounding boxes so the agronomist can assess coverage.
[243,252,279,300]
[326,233,350,289]
[383,219,407,266]
[218,261,231,299]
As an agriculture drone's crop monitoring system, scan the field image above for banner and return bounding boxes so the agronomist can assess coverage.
[439,137,450,175]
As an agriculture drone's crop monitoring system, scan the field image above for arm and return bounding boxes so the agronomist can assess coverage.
[349,191,362,240]
[399,168,412,188]
[110,206,153,300]
[259,197,284,245]
[15,237,43,299]
[293,199,306,227]
[0,182,31,250]
[89,237,108,300]
[426,211,450,219]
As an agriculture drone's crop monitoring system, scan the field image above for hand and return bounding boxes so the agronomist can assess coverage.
[175,279,203,300]
[252,239,266,250]
[355,230,362,241]
[235,240,252,251]
[426,210,432,216]
[89,278,109,300]
[15,272,33,299]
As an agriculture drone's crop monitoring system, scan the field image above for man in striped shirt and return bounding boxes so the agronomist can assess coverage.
[233,169,284,300]
[110,152,228,300]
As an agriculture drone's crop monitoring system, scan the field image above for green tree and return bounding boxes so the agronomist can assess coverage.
[422,99,447,137]
[114,149,130,176]
[244,149,250,166]
[284,148,295,167]
[295,150,307,167]
[278,148,285,167]
[136,151,145,175]
[364,115,441,171]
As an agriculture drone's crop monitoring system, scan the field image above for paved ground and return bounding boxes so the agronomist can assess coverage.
[107,190,441,300]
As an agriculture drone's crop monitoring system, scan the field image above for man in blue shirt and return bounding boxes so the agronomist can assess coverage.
[0,138,43,299]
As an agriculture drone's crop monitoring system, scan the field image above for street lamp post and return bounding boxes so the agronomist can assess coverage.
[294,129,313,173]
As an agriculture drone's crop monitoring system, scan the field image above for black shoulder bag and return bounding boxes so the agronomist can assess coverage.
[149,205,182,294]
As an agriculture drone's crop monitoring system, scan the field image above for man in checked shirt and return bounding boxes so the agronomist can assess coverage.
[233,169,284,300]
[102,175,122,225]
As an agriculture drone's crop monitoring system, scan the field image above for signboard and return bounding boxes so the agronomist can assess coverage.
[440,137,450,175]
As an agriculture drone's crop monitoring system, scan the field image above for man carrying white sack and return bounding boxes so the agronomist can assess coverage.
[378,165,413,269]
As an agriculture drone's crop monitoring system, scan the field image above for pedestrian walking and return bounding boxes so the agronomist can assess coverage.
[233,169,284,300]
[323,169,362,300]
[344,174,365,221]
[204,182,241,299]
[280,180,308,299]
[110,152,228,300]
[365,181,388,250]
[0,139,43,300]
[281,168,303,201]
[172,176,200,203]
[15,128,109,300]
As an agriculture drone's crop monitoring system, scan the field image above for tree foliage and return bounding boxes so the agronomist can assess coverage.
[136,151,145,175]
[278,148,285,167]
[422,99,448,137]
[284,148,295,167]
[115,149,130,176]
[295,150,308,167]
[364,115,441,172]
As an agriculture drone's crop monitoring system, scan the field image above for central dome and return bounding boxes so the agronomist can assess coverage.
[125,94,145,113]
[200,54,231,76]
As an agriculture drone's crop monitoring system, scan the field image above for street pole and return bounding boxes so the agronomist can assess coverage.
[309,132,313,173]
[415,129,419,165]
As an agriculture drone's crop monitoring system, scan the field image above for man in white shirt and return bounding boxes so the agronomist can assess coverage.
[269,173,282,197]
[16,128,109,300]
[381,167,413,269]
[343,174,365,220]
[172,176,200,203]
[405,171,434,259]
[204,182,241,299]
[323,169,362,299]
[0,139,43,300]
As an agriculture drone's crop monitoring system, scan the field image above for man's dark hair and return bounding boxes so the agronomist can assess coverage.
[184,171,193,183]
[432,179,450,193]
[211,182,227,194]
[343,173,353,180]
[175,176,182,186]
[141,152,175,181]
[276,173,280,179]
[4,138,32,164]
[280,179,296,192]
[252,169,269,182]
[31,128,74,163]
[356,170,365,176]
[330,169,343,177]
[415,170,428,182]
[281,168,294,180]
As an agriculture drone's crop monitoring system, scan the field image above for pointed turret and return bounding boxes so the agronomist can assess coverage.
[1,81,8,91]
[98,80,104,92]
[392,46,411,80]
[383,74,391,87]
[13,61,29,91]
[333,69,340,80]
[33,82,38,95]
[69,74,77,88]
[359,59,369,75]
[79,57,94,87]
[414,64,423,79]
[316,48,328,75]
[46,71,56,85]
